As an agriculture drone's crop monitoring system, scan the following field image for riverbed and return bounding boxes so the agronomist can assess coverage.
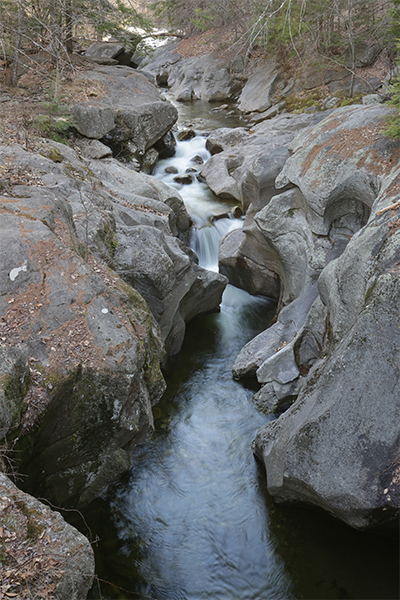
[78,102,399,600]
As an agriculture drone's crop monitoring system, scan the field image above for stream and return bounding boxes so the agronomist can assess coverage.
[80,101,399,600]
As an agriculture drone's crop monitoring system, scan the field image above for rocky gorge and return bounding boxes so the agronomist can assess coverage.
[0,37,399,597]
[140,39,399,534]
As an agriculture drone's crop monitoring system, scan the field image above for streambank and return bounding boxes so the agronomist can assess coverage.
[142,41,400,531]
[0,69,229,596]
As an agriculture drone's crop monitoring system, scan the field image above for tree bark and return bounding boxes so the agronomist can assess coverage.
[49,0,58,66]
[65,0,74,54]
[9,0,26,87]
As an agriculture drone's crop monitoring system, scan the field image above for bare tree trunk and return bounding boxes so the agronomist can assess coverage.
[65,0,74,54]
[9,0,26,87]
[347,0,356,96]
[49,0,58,66]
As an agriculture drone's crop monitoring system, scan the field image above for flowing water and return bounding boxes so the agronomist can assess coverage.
[81,103,399,600]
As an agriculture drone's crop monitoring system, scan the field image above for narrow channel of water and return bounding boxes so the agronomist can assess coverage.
[81,110,399,600]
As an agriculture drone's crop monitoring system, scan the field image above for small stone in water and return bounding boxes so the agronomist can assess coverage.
[174,174,193,185]
[177,129,196,142]
[165,166,178,174]
[191,155,204,165]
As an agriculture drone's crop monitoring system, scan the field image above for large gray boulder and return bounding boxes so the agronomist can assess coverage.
[274,104,392,233]
[139,40,182,75]
[219,226,281,298]
[80,153,227,359]
[240,146,291,214]
[238,59,283,113]
[205,127,250,155]
[201,112,328,211]
[0,155,165,507]
[0,139,225,510]
[84,41,125,62]
[343,40,382,68]
[233,284,319,380]
[207,113,329,296]
[71,104,115,139]
[254,215,400,533]
[140,42,243,102]
[0,473,95,599]
[231,103,400,533]
[167,54,238,102]
[201,152,242,200]
[71,65,178,158]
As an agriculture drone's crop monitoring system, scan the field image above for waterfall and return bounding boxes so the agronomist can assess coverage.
[154,134,243,273]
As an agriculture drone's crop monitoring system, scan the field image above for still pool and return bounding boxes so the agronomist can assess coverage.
[79,289,399,599]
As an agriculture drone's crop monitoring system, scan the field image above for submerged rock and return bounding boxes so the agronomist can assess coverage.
[177,128,196,141]
[174,174,194,185]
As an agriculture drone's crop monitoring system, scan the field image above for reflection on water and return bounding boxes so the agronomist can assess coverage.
[86,287,286,600]
[84,295,399,600]
[106,290,285,600]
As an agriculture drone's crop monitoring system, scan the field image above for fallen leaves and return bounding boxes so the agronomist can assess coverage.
[0,161,45,196]
[0,498,63,600]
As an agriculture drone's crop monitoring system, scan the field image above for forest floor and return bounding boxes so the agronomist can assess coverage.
[0,52,105,152]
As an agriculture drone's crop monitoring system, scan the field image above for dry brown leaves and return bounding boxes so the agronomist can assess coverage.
[0,497,64,600]
[0,162,46,195]
[177,27,242,61]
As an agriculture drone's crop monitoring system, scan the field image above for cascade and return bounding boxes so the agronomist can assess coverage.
[153,134,242,272]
